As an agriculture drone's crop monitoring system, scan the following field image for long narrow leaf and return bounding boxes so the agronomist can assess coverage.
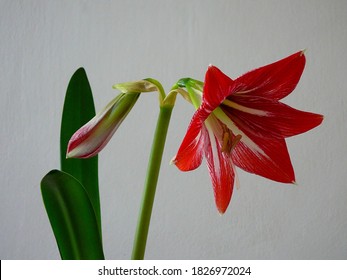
[60,68,101,236]
[41,170,104,260]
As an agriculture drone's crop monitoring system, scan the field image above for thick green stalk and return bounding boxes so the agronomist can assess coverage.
[131,105,173,260]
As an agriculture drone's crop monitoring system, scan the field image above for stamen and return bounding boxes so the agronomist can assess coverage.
[231,134,242,150]
[221,130,242,154]
[221,132,232,154]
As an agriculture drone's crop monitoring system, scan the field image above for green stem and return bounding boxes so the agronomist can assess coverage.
[131,105,173,260]
[145,78,166,105]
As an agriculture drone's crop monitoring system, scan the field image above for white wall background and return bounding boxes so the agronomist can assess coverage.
[1,0,346,260]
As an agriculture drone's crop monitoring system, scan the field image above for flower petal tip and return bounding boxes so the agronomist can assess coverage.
[65,148,76,159]
[65,147,72,159]
[216,199,230,215]
[169,157,177,166]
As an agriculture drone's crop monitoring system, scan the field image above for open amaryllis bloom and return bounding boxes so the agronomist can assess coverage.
[172,51,323,214]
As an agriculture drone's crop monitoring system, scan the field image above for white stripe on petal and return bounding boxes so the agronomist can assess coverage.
[232,164,240,190]
[223,99,269,116]
[213,107,267,157]
[204,119,221,175]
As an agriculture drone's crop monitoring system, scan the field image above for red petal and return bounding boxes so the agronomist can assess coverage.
[234,51,306,100]
[173,111,206,171]
[232,132,295,183]
[204,124,235,214]
[202,65,236,112]
[223,95,323,139]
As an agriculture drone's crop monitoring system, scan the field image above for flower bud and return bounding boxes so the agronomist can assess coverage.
[67,92,140,158]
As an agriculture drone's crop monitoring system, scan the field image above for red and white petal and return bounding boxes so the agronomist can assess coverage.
[172,111,206,171]
[203,116,236,214]
[234,51,306,100]
[232,136,295,183]
[202,65,236,112]
[214,109,295,183]
[204,125,235,214]
[222,96,324,139]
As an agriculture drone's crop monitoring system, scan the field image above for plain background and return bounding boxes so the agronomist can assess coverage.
[1,0,346,260]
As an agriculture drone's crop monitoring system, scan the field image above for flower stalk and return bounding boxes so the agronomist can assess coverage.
[132,104,173,260]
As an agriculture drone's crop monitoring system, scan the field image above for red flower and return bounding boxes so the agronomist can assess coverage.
[172,51,323,214]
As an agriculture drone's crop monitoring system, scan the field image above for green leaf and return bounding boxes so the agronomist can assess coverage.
[41,170,105,260]
[60,68,101,236]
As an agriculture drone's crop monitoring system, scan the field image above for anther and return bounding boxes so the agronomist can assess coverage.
[221,132,242,154]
